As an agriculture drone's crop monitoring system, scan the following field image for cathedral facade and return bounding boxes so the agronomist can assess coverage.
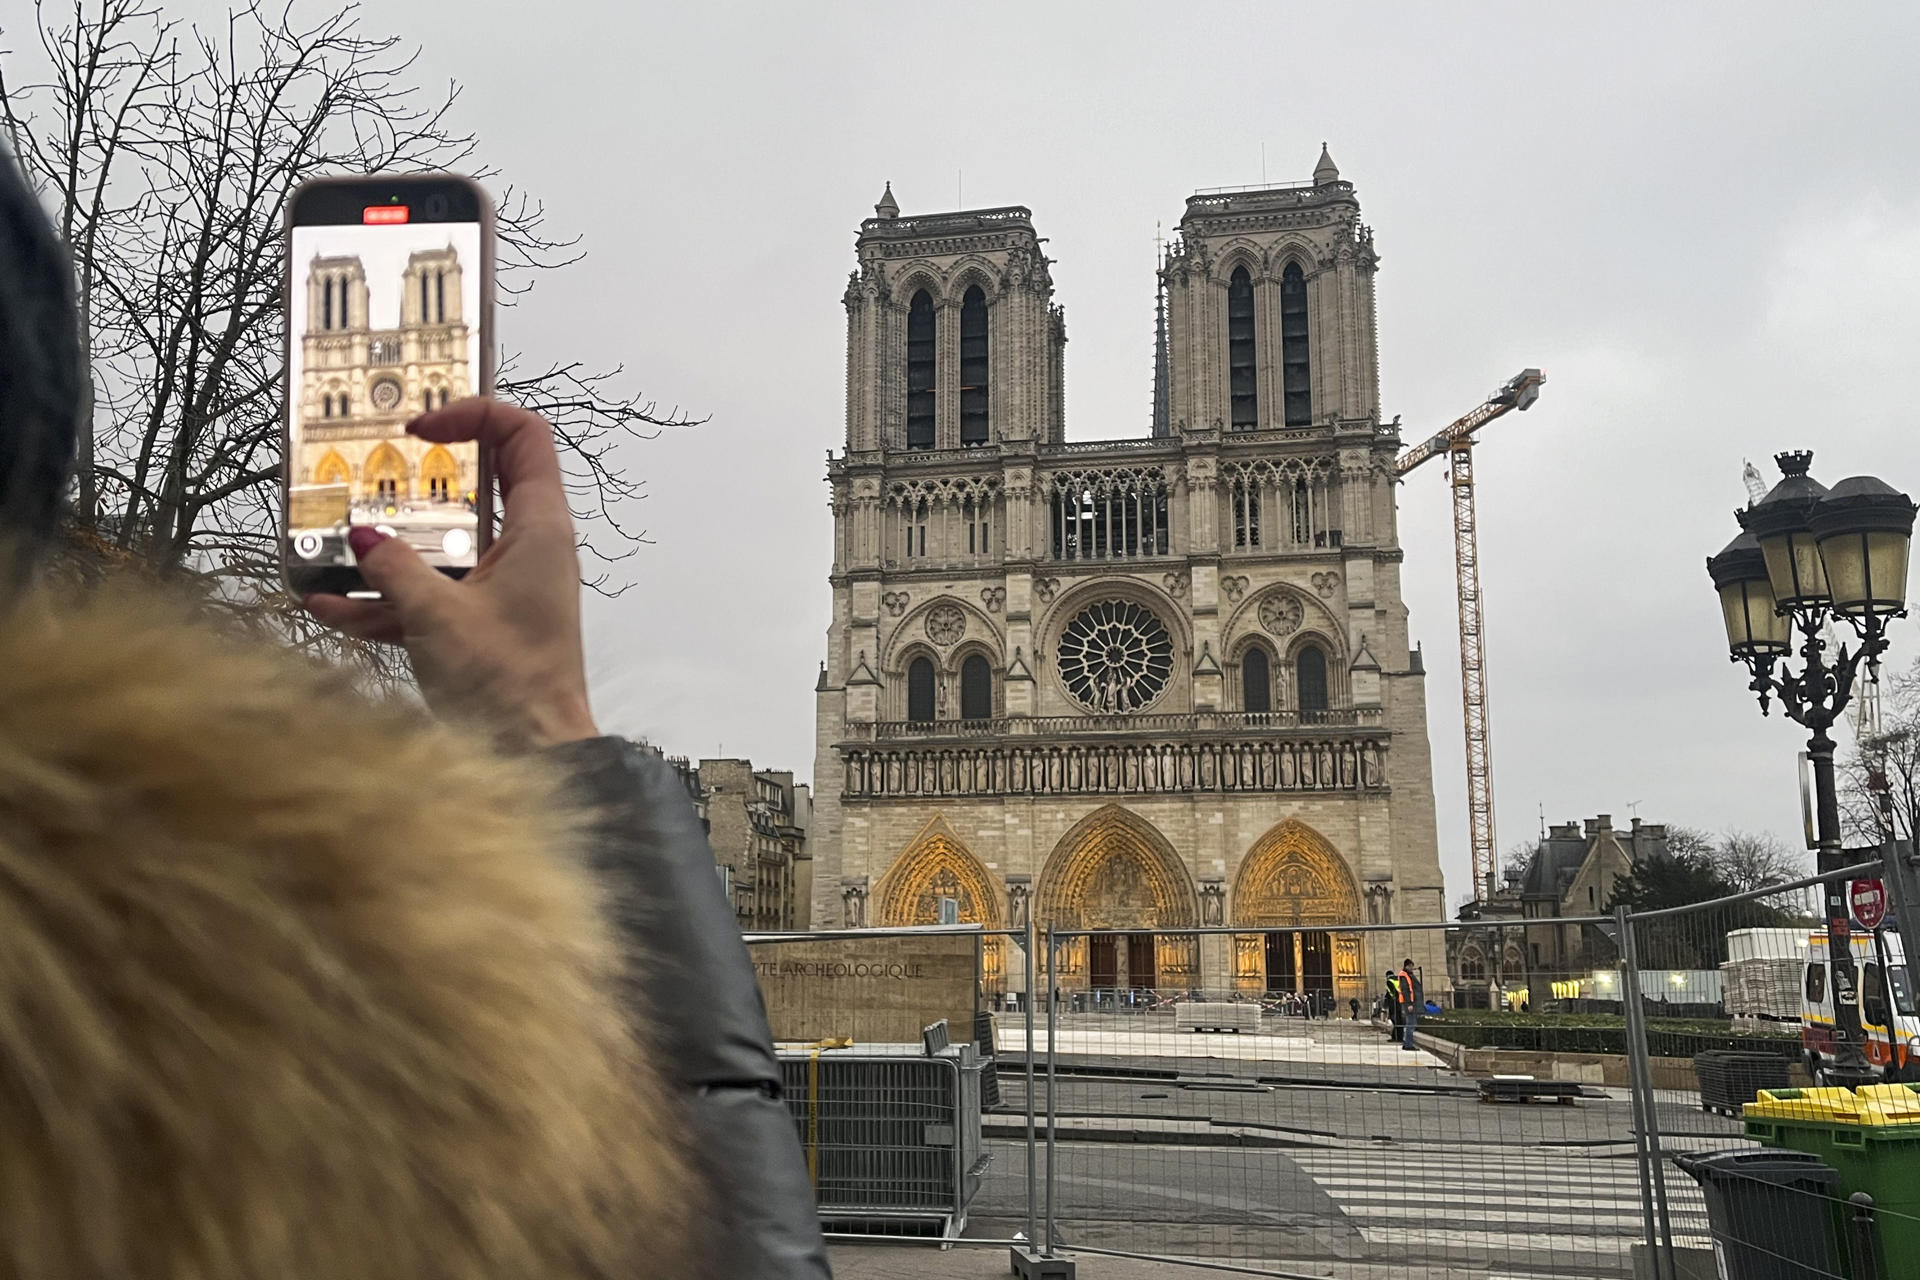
[811,150,1446,1003]
[294,246,476,510]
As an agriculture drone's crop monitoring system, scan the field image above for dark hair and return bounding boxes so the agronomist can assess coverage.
[0,139,81,555]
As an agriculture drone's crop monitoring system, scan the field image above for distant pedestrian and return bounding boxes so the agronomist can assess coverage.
[1399,958,1425,1052]
[1384,970,1403,1034]
[1350,997,1361,1021]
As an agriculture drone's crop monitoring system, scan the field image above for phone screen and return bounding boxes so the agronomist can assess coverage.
[285,179,488,595]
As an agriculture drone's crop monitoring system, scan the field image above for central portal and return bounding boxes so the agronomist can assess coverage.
[1037,806,1199,991]
[1258,931,1334,995]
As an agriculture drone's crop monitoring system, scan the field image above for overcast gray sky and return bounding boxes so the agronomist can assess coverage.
[323,3,1920,901]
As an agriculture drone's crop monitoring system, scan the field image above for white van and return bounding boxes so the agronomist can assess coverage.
[1802,927,1920,1080]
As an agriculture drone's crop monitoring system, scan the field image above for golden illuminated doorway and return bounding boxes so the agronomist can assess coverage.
[1231,818,1364,1005]
[362,442,409,508]
[873,817,1005,995]
[1036,805,1199,992]
[418,444,460,505]
[312,449,351,486]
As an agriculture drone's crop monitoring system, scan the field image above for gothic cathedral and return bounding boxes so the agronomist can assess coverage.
[812,150,1447,1003]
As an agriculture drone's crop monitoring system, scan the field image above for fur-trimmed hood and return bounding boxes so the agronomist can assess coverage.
[0,585,695,1280]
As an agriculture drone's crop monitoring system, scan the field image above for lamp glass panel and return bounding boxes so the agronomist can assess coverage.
[1759,528,1829,606]
[1824,529,1912,617]
[1719,580,1787,654]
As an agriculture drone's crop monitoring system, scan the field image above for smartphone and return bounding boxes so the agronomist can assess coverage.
[282,174,494,596]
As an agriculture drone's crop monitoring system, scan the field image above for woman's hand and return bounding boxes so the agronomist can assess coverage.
[305,399,599,750]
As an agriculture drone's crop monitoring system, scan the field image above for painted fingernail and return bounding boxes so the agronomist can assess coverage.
[347,526,389,557]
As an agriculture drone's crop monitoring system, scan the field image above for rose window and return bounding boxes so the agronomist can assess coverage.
[369,377,403,412]
[1258,591,1304,636]
[1057,600,1174,713]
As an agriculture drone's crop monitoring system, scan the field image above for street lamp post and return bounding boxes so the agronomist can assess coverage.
[1707,451,1917,1085]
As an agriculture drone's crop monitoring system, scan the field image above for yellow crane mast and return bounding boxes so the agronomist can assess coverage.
[1394,369,1546,904]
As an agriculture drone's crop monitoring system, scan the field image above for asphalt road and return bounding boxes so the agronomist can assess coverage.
[957,1020,1738,1278]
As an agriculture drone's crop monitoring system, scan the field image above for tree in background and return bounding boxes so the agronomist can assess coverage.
[1663,825,1807,892]
[0,0,692,663]
[1607,850,1799,969]
[1842,657,1920,848]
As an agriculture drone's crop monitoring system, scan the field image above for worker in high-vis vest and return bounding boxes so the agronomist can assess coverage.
[1398,959,1425,1051]
[1384,969,1404,1034]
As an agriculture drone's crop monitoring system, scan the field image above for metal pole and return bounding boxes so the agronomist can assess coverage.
[1620,901,1666,1280]
[1851,1192,1881,1280]
[1044,928,1059,1258]
[1617,906,1673,1280]
[1024,915,1037,1250]
[1878,843,1920,1076]
[1812,729,1873,1079]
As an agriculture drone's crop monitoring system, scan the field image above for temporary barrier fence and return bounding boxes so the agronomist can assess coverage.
[1624,857,1920,1280]
[754,868,1913,1278]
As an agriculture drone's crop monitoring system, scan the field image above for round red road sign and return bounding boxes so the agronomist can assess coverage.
[1852,877,1889,930]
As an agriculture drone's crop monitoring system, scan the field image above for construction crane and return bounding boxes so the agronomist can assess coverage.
[1394,369,1546,904]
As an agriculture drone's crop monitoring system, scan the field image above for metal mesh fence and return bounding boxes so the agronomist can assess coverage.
[1032,923,1654,1279]
[752,882,1920,1276]
[1628,862,1912,1280]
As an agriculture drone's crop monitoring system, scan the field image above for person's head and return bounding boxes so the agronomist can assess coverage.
[0,139,81,568]
[1403,957,1415,970]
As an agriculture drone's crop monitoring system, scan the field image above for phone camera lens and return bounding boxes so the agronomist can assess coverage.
[422,194,449,219]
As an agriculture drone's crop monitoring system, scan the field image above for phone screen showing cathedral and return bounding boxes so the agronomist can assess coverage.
[286,220,483,579]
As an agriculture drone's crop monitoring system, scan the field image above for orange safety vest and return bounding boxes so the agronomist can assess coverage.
[1399,968,1418,1008]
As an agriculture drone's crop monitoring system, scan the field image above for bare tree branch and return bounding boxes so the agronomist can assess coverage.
[2,0,691,661]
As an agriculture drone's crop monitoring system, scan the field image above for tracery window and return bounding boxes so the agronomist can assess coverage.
[1228,266,1257,430]
[1058,600,1174,713]
[907,656,936,724]
[1296,645,1329,714]
[904,496,930,558]
[1280,261,1310,426]
[906,289,936,450]
[1234,483,1260,548]
[959,285,989,446]
[1243,646,1272,714]
[960,653,992,721]
[1048,468,1169,560]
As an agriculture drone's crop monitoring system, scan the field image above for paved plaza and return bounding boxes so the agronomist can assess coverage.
[862,1015,1740,1278]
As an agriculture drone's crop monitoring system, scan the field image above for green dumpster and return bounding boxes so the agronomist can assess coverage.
[1745,1086,1920,1271]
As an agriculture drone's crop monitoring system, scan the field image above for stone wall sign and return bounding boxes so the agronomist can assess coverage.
[750,931,979,1044]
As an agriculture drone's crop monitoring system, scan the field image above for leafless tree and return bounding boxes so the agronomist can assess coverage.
[1842,657,1920,848]
[1712,829,1806,892]
[1,0,694,658]
[1663,825,1716,861]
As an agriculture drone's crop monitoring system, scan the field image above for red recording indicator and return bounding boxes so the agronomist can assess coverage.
[363,205,410,225]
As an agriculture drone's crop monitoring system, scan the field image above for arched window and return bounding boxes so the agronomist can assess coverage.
[1243,646,1272,714]
[1227,266,1257,430]
[435,270,446,323]
[1280,261,1310,426]
[420,273,432,326]
[906,656,936,724]
[906,290,936,449]
[322,278,334,331]
[1296,645,1329,714]
[960,653,992,721]
[959,285,989,446]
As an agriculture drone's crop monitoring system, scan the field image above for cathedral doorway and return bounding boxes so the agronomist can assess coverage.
[362,442,408,508]
[1037,805,1198,993]
[874,817,1005,995]
[418,444,460,505]
[1232,819,1365,1005]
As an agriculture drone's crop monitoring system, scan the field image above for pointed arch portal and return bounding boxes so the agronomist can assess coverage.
[875,819,1005,992]
[1231,818,1366,1004]
[1038,805,1198,992]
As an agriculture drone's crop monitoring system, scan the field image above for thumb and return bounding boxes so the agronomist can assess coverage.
[348,526,456,619]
